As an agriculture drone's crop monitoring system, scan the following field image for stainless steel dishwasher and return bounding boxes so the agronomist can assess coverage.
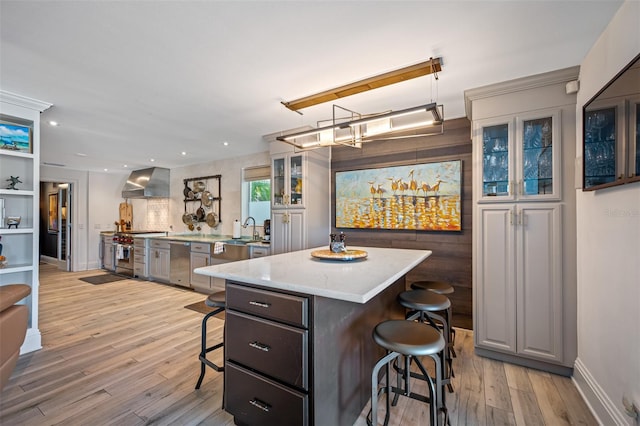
[169,241,191,287]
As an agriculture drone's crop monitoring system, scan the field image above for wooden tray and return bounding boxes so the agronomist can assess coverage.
[310,249,368,261]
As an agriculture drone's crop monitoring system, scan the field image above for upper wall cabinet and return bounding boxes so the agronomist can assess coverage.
[583,53,640,190]
[475,109,561,203]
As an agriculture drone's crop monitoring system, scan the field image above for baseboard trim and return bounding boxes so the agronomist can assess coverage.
[573,357,628,425]
[475,347,573,376]
[20,327,42,355]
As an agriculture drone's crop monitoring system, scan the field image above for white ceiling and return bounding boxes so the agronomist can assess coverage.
[0,1,622,173]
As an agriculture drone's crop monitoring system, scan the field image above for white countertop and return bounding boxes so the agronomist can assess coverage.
[194,246,431,304]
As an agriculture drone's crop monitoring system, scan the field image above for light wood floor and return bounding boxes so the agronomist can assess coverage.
[0,265,597,425]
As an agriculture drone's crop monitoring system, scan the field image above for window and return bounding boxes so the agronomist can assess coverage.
[242,165,271,224]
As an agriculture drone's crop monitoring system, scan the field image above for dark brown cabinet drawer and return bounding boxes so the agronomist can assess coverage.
[226,310,308,389]
[226,362,308,426]
[227,282,308,327]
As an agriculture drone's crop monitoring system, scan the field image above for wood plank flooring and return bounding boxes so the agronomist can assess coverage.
[0,264,597,425]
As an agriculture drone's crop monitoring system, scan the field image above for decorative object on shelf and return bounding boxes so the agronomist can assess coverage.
[5,176,22,190]
[0,121,32,153]
[311,249,367,261]
[335,160,462,231]
[6,216,20,229]
[0,256,6,268]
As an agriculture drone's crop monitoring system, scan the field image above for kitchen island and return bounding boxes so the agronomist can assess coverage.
[195,246,431,426]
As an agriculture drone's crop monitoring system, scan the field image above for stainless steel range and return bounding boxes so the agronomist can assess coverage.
[112,231,165,277]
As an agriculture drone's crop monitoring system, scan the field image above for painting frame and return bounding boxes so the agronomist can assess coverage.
[0,120,32,154]
[48,193,58,233]
[335,160,462,231]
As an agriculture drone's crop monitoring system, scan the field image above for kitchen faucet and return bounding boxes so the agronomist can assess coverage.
[242,216,259,241]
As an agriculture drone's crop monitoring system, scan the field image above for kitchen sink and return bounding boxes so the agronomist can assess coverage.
[223,239,249,245]
[223,239,261,245]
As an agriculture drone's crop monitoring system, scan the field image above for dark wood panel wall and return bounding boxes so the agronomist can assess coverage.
[330,117,473,329]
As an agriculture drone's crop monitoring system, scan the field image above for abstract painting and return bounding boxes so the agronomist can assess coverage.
[335,160,462,231]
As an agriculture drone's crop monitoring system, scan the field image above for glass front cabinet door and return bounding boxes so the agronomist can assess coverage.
[583,102,620,189]
[272,153,304,208]
[476,110,561,202]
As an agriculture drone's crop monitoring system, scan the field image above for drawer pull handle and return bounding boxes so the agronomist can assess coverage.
[249,301,270,308]
[249,398,270,412]
[249,341,270,352]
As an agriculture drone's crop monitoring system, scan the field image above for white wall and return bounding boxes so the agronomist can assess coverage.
[170,151,271,237]
[41,166,128,270]
[573,1,640,424]
[42,150,270,271]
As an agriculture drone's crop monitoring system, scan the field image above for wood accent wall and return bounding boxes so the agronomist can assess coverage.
[331,117,473,329]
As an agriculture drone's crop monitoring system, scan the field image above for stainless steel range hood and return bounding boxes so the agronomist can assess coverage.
[121,167,170,199]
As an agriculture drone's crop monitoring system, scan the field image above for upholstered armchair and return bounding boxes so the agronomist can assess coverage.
[0,284,31,392]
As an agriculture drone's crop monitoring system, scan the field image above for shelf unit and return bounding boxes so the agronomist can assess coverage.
[1,90,52,355]
[182,175,221,224]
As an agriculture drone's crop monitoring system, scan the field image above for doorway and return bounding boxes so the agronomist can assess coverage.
[39,182,72,271]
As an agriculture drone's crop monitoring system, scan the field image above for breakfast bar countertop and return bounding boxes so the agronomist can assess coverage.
[194,246,431,304]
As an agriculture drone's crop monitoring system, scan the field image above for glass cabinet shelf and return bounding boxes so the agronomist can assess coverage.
[482,124,510,197]
[583,107,617,189]
[476,110,560,202]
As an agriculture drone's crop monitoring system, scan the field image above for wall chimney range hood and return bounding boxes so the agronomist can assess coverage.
[121,167,170,199]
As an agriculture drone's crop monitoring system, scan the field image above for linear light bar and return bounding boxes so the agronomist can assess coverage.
[281,57,442,112]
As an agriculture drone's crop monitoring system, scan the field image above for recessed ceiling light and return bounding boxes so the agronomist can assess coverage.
[104,168,108,172]
[181,151,187,156]
[75,153,87,157]
[223,141,229,146]
[150,158,155,162]
[124,164,128,168]
[49,121,59,126]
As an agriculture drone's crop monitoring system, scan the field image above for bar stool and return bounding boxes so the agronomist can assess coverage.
[409,281,456,357]
[195,291,225,390]
[398,290,454,393]
[367,320,446,426]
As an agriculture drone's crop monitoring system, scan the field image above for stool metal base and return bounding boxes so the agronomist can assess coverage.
[367,350,447,426]
[195,305,225,390]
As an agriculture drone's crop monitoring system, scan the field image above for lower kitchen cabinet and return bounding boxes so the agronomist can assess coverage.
[148,240,170,282]
[225,282,309,425]
[190,251,211,290]
[475,203,563,363]
[271,210,304,255]
[225,363,308,426]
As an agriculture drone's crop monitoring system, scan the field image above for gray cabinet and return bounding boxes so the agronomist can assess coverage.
[101,234,115,271]
[267,140,330,255]
[148,240,170,282]
[466,66,578,373]
[190,242,211,291]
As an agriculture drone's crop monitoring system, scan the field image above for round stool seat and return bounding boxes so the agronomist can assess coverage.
[373,320,445,357]
[205,291,226,308]
[410,280,454,295]
[398,290,450,312]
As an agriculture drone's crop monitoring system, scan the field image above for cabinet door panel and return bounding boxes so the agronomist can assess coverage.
[226,310,308,389]
[476,205,516,352]
[190,252,211,287]
[288,211,305,253]
[271,211,288,255]
[517,204,563,362]
[225,362,308,426]
[516,111,561,200]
